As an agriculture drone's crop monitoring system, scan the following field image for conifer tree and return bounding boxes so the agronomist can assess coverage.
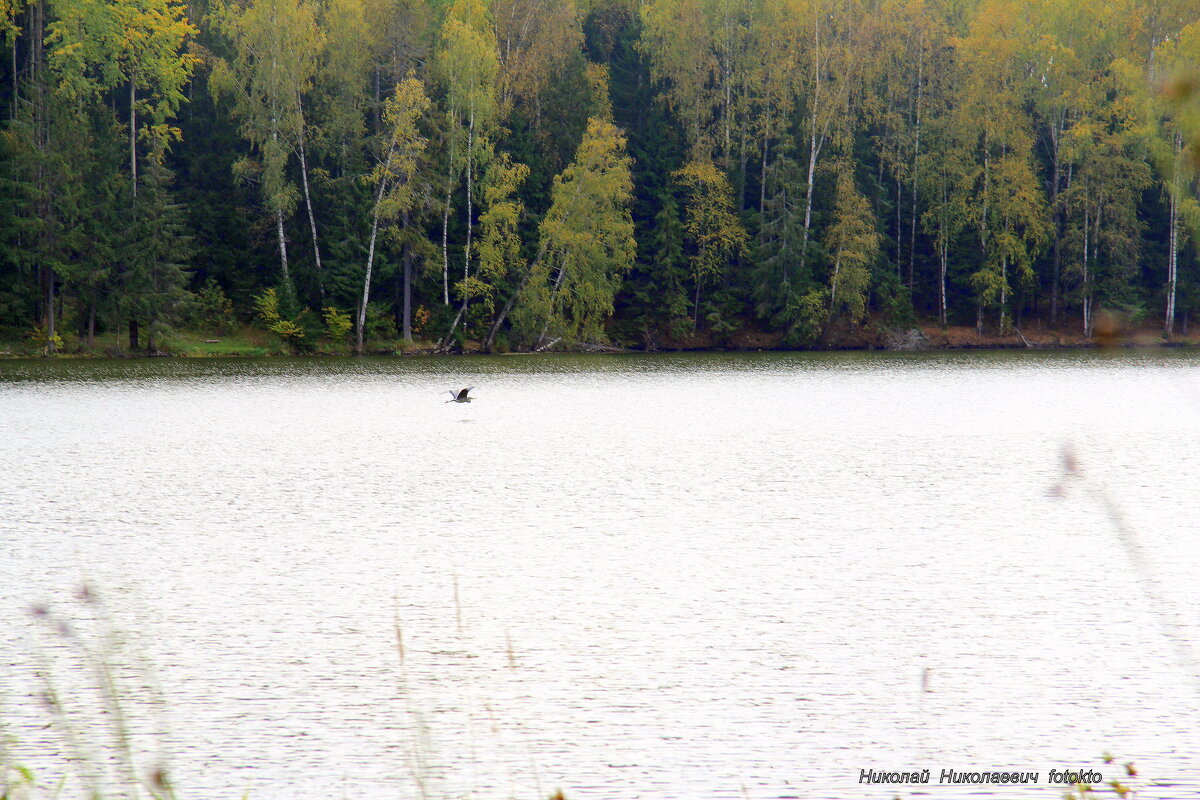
[121,144,193,350]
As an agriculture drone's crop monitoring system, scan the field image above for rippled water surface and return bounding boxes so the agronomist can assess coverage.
[2,351,1200,799]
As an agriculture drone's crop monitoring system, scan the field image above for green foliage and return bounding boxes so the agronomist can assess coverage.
[435,0,500,285]
[254,287,281,324]
[364,301,398,340]
[27,325,65,354]
[823,164,879,327]
[121,147,195,350]
[752,156,809,325]
[46,0,198,154]
[784,288,830,346]
[674,160,747,292]
[436,0,499,132]
[875,273,917,330]
[358,76,432,350]
[371,77,432,226]
[193,278,236,333]
[477,154,528,286]
[210,0,324,271]
[2,0,1199,352]
[645,190,691,337]
[253,287,309,350]
[453,274,495,336]
[467,153,528,335]
[314,0,371,170]
[512,117,635,346]
[322,306,353,342]
[701,286,743,344]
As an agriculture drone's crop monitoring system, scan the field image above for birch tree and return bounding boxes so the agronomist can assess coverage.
[47,0,197,197]
[470,153,528,336]
[210,0,324,290]
[953,0,1050,333]
[358,76,429,352]
[823,162,879,328]
[1145,23,1200,336]
[509,117,635,347]
[794,0,870,275]
[435,0,499,305]
[674,159,747,330]
[493,0,582,119]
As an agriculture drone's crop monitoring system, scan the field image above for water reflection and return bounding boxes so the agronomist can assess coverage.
[1,351,1199,799]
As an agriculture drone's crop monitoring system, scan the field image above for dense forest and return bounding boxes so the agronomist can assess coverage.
[0,0,1198,353]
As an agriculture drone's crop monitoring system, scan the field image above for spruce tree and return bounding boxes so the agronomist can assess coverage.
[121,146,193,351]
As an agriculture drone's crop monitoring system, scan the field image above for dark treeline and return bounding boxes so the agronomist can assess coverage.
[1,0,1198,353]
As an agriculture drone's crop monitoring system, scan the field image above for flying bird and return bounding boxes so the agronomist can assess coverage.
[446,386,474,403]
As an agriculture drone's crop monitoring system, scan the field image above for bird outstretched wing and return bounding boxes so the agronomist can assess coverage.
[458,386,475,400]
[446,390,458,400]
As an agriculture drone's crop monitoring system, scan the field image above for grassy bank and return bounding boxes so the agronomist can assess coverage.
[0,325,443,358]
[3,317,1199,358]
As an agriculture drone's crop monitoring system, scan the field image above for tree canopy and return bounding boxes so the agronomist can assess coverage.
[1,0,1199,353]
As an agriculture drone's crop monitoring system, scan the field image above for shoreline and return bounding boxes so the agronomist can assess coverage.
[3,321,1197,360]
[3,341,1198,360]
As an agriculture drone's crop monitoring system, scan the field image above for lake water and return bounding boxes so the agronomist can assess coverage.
[2,351,1199,800]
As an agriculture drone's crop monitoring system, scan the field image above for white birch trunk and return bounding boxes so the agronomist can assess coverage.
[1000,252,1007,332]
[800,5,822,268]
[1083,201,1090,336]
[759,112,770,214]
[442,135,456,305]
[358,177,390,353]
[276,207,290,286]
[895,176,902,280]
[939,234,947,327]
[801,126,819,265]
[45,267,55,352]
[296,95,324,300]
[442,179,452,304]
[1050,115,1062,323]
[537,256,569,346]
[909,41,922,291]
[829,253,841,315]
[1165,133,1180,337]
[464,103,475,285]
